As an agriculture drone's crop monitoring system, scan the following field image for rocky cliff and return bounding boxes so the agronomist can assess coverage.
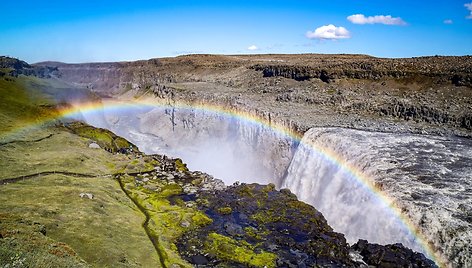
[35,54,472,136]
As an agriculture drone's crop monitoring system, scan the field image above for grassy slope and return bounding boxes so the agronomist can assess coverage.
[0,76,161,267]
[0,77,59,138]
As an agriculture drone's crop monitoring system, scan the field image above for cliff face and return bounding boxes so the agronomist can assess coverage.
[34,54,472,136]
[252,56,472,86]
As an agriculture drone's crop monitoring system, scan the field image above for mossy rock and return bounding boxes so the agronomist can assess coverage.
[65,121,138,153]
[174,158,189,172]
[177,183,355,267]
[216,206,232,215]
[204,232,276,268]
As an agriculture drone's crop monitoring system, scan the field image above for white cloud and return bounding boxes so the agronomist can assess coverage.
[247,45,258,51]
[306,24,351,40]
[466,2,472,19]
[443,19,453,24]
[347,14,407,25]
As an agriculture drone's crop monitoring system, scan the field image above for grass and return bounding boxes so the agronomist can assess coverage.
[0,213,89,268]
[65,122,137,153]
[0,120,163,267]
[0,175,160,267]
[0,76,59,138]
[0,129,140,180]
[0,74,162,267]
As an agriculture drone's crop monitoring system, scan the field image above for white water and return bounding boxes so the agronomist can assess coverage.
[281,128,421,250]
[75,104,296,185]
[282,127,472,266]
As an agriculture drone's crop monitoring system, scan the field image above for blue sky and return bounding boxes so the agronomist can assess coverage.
[1,0,471,63]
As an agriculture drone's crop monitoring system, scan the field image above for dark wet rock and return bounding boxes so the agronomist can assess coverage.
[190,254,209,265]
[352,239,438,268]
[223,222,244,237]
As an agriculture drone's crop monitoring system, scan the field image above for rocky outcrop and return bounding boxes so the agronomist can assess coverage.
[352,240,437,267]
[378,100,472,130]
[0,56,58,78]
[251,56,472,86]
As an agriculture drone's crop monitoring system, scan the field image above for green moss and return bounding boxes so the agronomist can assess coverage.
[243,227,271,241]
[196,198,209,207]
[217,207,233,215]
[236,184,256,198]
[114,136,131,149]
[65,122,138,154]
[158,183,183,198]
[70,125,115,151]
[204,232,276,268]
[119,174,216,268]
[251,210,282,225]
[191,211,213,227]
[191,178,202,186]
[144,159,160,171]
[262,183,276,193]
[174,158,188,172]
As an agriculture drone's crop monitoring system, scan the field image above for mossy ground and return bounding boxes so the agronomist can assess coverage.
[0,128,151,180]
[65,121,138,154]
[0,124,163,267]
[117,166,214,267]
[0,175,160,267]
[0,214,88,268]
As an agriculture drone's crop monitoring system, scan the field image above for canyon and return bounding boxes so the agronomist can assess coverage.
[1,54,471,267]
[39,54,472,265]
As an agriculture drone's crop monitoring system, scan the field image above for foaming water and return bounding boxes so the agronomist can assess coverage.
[281,128,419,249]
[282,127,472,266]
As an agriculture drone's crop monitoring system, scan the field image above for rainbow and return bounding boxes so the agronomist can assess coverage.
[1,96,447,267]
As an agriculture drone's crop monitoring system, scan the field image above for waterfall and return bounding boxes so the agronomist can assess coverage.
[281,127,422,252]
[79,104,296,185]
